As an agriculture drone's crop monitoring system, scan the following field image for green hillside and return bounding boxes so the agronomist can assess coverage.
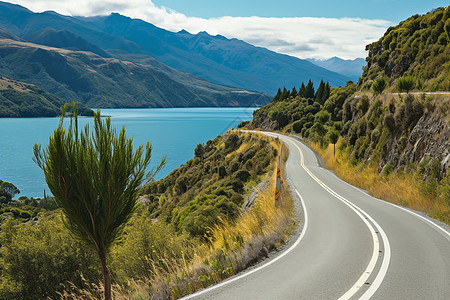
[0,76,93,117]
[249,7,450,224]
[0,131,287,299]
[0,38,269,109]
[360,6,450,91]
[141,131,278,238]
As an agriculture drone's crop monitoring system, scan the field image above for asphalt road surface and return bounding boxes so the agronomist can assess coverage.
[183,132,450,300]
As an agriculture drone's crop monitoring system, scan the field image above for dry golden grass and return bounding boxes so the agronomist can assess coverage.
[60,134,294,299]
[309,139,450,225]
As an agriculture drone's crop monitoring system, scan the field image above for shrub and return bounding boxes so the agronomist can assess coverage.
[383,163,395,176]
[225,134,240,150]
[357,96,370,114]
[397,76,415,93]
[235,170,251,182]
[315,111,330,124]
[383,113,396,133]
[0,214,101,299]
[292,120,303,133]
[111,214,193,280]
[237,121,250,128]
[372,77,387,95]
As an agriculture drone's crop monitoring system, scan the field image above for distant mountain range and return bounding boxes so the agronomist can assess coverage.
[0,36,269,109]
[0,1,351,109]
[307,57,366,83]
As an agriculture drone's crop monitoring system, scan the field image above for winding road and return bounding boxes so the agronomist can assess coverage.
[183,132,450,299]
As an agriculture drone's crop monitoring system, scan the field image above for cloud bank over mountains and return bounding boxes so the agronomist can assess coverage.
[9,0,392,59]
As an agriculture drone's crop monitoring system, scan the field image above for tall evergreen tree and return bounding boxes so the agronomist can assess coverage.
[299,82,306,98]
[323,82,331,103]
[315,80,325,104]
[305,80,315,99]
[273,88,282,102]
[281,87,289,100]
[291,86,298,98]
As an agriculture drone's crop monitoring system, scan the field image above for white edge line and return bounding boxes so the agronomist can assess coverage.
[325,167,450,239]
[283,135,391,300]
[181,189,309,299]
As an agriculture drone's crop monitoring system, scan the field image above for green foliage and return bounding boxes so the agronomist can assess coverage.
[142,132,276,239]
[0,180,19,203]
[361,7,450,91]
[315,111,330,124]
[0,76,93,118]
[383,163,395,176]
[292,120,304,133]
[33,105,165,299]
[357,96,370,114]
[328,129,340,145]
[111,213,194,281]
[397,76,415,93]
[372,77,387,95]
[194,143,205,159]
[304,80,315,99]
[0,214,101,299]
[237,120,250,128]
[225,134,241,150]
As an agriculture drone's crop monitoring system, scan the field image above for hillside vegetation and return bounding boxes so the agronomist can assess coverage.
[250,80,449,223]
[1,131,294,299]
[360,6,450,91]
[0,76,93,117]
[249,7,450,224]
[141,131,278,238]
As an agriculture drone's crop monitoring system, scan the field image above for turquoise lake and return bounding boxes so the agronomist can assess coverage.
[0,107,256,198]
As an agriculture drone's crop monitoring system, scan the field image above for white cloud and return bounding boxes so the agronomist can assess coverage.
[8,0,392,59]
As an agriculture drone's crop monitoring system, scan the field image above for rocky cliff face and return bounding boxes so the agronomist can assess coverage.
[382,106,450,178]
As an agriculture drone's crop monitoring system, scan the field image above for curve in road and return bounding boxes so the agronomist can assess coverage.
[182,132,450,300]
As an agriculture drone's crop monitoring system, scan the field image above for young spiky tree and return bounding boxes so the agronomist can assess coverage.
[33,104,165,299]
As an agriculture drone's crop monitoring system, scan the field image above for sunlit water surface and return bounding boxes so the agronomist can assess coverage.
[0,107,256,198]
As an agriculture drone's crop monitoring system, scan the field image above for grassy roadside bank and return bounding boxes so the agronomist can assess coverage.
[114,134,294,299]
[306,138,450,225]
[39,132,295,300]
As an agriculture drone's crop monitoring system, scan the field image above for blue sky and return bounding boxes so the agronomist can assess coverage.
[153,0,447,21]
[9,0,449,59]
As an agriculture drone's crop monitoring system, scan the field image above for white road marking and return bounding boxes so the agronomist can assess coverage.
[181,187,309,299]
[282,135,391,300]
[184,131,391,299]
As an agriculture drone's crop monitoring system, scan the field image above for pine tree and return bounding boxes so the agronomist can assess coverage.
[305,80,315,99]
[281,87,289,100]
[273,88,282,102]
[291,86,298,98]
[323,82,331,103]
[315,80,325,104]
[299,82,306,98]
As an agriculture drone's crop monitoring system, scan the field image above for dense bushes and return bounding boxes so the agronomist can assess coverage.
[360,6,450,91]
[141,132,277,239]
[0,214,101,299]
[0,132,279,298]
